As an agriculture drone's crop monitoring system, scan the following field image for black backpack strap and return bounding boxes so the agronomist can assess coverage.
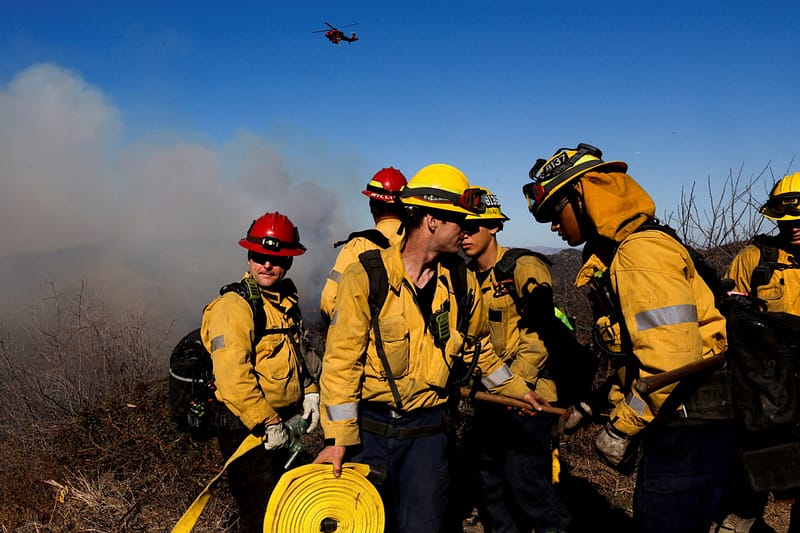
[750,235,780,299]
[358,249,403,410]
[493,248,552,284]
[334,229,391,249]
[492,248,553,311]
[219,278,267,363]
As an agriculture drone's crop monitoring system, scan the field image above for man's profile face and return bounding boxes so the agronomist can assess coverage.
[461,222,496,259]
[430,212,467,254]
[549,197,585,247]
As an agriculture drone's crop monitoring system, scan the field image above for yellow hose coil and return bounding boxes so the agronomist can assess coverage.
[263,463,384,533]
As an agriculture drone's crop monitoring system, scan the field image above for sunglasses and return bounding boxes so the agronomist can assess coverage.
[248,251,292,268]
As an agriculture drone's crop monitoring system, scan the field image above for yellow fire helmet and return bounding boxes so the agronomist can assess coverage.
[399,163,486,215]
[263,463,384,533]
[760,172,800,221]
[523,143,627,223]
[466,187,509,221]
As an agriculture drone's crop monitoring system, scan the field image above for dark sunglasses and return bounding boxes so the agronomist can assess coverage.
[248,251,292,268]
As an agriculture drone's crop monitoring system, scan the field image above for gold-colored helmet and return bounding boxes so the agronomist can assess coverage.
[522,143,627,223]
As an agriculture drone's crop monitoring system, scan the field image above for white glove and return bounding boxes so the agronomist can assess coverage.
[263,422,289,451]
[595,423,634,471]
[562,401,593,434]
[302,392,320,433]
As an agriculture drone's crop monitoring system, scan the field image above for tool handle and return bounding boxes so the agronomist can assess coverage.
[634,354,726,395]
[459,387,567,416]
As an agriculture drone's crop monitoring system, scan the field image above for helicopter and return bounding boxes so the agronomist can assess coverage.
[313,22,358,45]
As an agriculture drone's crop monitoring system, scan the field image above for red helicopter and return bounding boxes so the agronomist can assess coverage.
[313,22,358,45]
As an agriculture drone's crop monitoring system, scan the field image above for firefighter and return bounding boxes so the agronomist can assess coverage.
[201,211,319,533]
[320,167,407,323]
[523,143,737,533]
[714,172,800,533]
[460,187,572,532]
[314,164,549,533]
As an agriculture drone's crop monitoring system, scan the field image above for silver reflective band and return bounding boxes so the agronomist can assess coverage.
[326,402,359,421]
[635,304,698,331]
[481,364,513,388]
[327,270,341,282]
[169,370,208,384]
[211,335,225,352]
[626,392,647,415]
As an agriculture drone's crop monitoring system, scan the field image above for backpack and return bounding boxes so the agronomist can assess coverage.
[630,223,800,436]
[492,248,599,407]
[333,228,390,249]
[722,235,800,435]
[168,278,266,440]
[357,250,473,410]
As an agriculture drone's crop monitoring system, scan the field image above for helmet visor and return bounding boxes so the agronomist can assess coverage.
[522,182,548,215]
[456,187,487,214]
[764,193,800,217]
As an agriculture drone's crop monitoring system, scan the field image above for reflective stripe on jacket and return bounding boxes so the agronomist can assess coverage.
[201,275,317,431]
[726,244,800,315]
[320,218,404,322]
[320,243,531,446]
[477,246,557,402]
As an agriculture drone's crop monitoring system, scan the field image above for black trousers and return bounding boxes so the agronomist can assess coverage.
[216,427,288,533]
[474,404,571,533]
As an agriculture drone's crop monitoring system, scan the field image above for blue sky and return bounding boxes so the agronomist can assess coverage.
[2,1,799,327]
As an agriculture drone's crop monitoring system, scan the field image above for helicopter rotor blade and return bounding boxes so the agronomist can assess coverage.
[325,22,335,29]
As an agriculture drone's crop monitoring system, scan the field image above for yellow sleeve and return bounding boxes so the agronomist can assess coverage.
[201,293,277,430]
[319,263,371,446]
[610,234,708,436]
[468,271,530,399]
[510,255,555,399]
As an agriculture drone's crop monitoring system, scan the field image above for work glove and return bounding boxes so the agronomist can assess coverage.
[302,392,320,433]
[560,401,593,434]
[594,423,636,473]
[263,421,289,451]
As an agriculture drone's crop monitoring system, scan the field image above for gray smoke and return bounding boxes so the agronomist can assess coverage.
[0,63,365,344]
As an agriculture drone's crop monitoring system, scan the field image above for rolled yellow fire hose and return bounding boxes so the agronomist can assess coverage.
[171,432,383,533]
[264,463,384,533]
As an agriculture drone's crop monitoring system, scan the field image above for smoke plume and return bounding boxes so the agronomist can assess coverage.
[0,63,363,344]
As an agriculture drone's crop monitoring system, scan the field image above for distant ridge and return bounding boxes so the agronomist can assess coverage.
[530,245,565,255]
